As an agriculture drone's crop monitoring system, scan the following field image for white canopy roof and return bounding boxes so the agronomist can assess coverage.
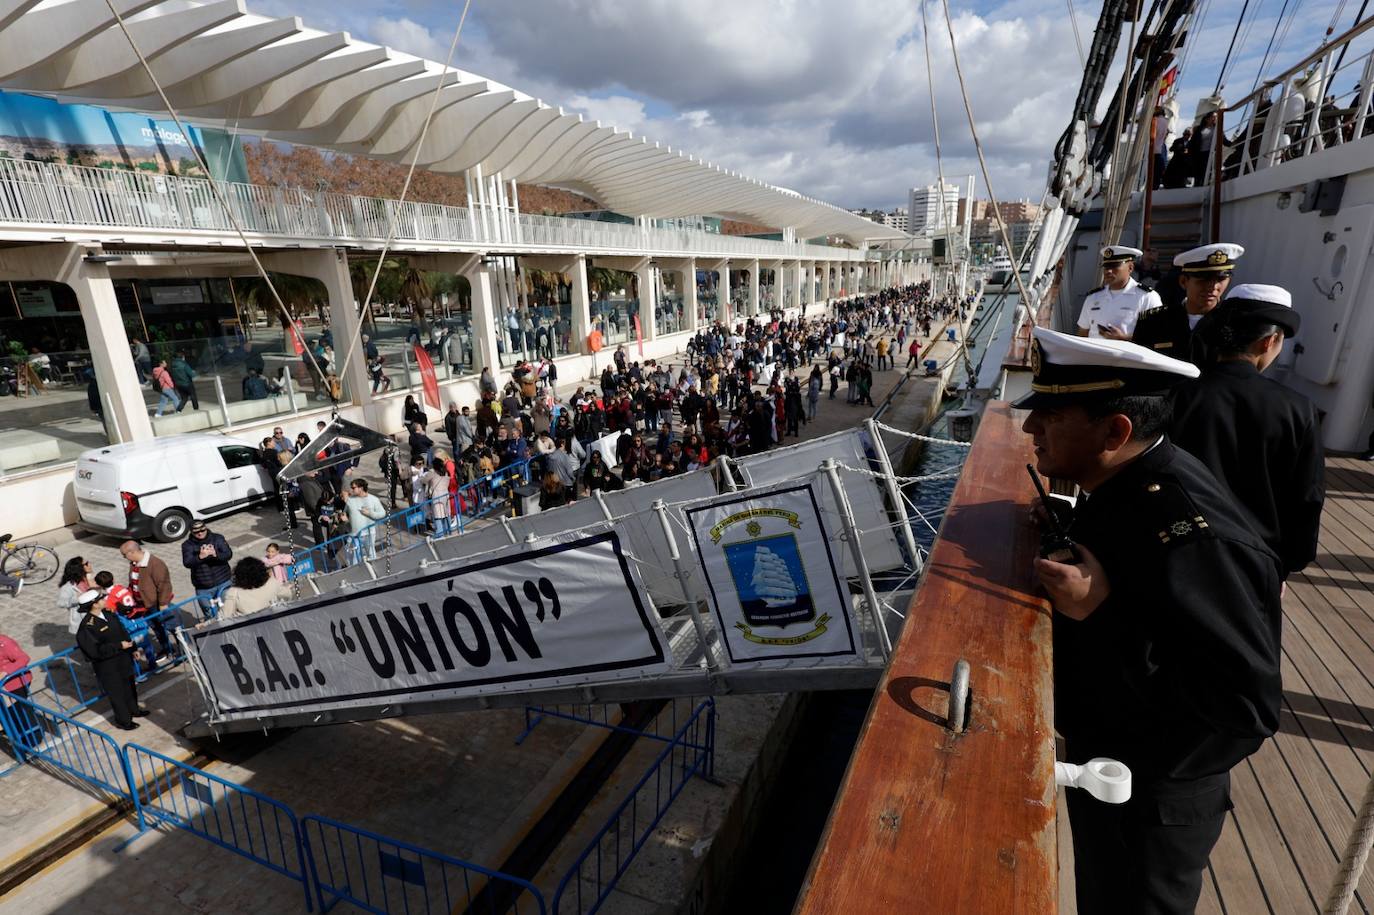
[0,0,907,245]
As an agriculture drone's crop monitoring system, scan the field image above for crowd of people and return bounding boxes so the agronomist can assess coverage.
[360,283,968,526]
[6,281,977,730]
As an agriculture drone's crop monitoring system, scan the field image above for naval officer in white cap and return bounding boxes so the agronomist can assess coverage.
[1131,242,1245,363]
[1017,326,1282,915]
[1170,283,1324,578]
[1076,245,1161,340]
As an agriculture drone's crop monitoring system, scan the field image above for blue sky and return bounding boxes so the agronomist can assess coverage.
[246,0,1360,210]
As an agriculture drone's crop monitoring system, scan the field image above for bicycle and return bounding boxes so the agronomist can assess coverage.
[1,533,60,585]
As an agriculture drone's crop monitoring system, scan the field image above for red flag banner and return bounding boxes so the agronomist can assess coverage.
[288,322,305,356]
[633,315,644,357]
[413,343,441,411]
[1158,65,1179,101]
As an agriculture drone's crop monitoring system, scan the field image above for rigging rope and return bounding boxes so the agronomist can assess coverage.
[935,0,1037,318]
[101,0,331,395]
[1324,768,1374,914]
[1215,0,1256,93]
[919,0,977,383]
[334,0,475,387]
[1067,0,1088,67]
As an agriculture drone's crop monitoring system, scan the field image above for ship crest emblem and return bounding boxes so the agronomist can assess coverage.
[1207,250,1229,265]
[746,520,762,537]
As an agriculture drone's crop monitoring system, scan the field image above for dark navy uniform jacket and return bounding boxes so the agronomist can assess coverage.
[76,611,136,680]
[1131,302,1206,364]
[1055,439,1282,793]
[1170,360,1324,576]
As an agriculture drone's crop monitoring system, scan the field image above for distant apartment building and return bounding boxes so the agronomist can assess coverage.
[908,183,960,236]
[881,210,909,232]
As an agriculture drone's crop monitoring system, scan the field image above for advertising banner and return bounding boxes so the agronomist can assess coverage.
[685,483,856,664]
[192,532,669,717]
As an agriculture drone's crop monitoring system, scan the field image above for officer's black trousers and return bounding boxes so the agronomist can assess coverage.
[1066,772,1229,915]
[93,663,139,728]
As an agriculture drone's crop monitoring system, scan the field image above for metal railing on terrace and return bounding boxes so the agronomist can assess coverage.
[0,157,866,261]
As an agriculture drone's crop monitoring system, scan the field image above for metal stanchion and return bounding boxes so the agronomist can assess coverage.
[864,418,923,574]
[653,499,716,671]
[821,458,892,659]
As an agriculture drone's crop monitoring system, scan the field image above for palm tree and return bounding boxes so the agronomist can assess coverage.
[400,266,433,332]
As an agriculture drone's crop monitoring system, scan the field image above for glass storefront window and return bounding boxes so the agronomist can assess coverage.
[0,281,114,476]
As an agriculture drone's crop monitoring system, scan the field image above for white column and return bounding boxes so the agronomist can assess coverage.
[682,259,698,331]
[6,245,157,443]
[261,249,369,407]
[569,254,592,354]
[747,259,760,317]
[465,260,503,374]
[820,260,831,305]
[788,260,802,311]
[635,258,657,342]
[716,258,730,325]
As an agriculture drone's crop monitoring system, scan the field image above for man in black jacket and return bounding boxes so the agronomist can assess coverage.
[1171,285,1324,578]
[180,521,232,620]
[298,471,334,548]
[75,590,146,729]
[1019,327,1282,914]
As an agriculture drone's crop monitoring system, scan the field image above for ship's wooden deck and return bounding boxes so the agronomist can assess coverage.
[1061,454,1374,914]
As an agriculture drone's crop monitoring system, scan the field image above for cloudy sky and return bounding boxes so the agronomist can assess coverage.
[251,0,1353,211]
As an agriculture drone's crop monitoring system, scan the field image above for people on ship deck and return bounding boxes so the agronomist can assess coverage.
[1169,284,1325,578]
[1020,328,1282,915]
[1076,246,1162,340]
[1131,242,1244,365]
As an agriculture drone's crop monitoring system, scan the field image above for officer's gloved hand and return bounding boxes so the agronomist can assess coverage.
[1035,544,1110,620]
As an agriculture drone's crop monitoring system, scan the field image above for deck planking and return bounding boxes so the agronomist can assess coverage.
[1164,455,1374,914]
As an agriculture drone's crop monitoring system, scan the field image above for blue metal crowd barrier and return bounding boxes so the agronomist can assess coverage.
[123,742,314,911]
[0,690,135,799]
[551,699,717,915]
[0,648,713,913]
[301,813,547,915]
[288,457,537,580]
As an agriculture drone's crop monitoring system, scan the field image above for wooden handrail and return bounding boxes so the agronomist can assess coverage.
[795,401,1056,914]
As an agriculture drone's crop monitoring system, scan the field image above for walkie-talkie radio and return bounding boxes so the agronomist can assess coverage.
[1026,464,1082,564]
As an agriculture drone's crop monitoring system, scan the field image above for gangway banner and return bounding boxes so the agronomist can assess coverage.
[686,483,857,664]
[189,532,670,717]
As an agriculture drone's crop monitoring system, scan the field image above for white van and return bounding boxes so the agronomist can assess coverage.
[74,434,277,542]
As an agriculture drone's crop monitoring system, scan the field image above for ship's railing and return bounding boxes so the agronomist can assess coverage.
[0,156,861,261]
[1213,16,1374,182]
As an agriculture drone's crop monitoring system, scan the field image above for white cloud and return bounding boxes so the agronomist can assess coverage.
[564,94,647,130]
[231,0,1355,211]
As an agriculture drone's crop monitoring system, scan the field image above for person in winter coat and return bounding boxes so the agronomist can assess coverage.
[169,351,198,411]
[180,521,232,619]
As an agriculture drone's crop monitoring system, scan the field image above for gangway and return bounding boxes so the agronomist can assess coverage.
[182,422,964,738]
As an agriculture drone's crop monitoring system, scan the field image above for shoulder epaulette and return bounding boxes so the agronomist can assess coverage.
[1141,479,1214,548]
[1086,285,1105,294]
[1141,304,1168,317]
[1137,282,1155,292]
